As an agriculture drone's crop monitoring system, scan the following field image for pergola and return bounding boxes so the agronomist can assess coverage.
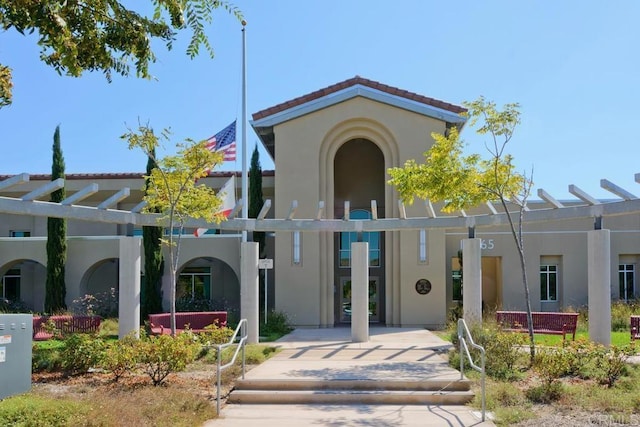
[1,172,639,344]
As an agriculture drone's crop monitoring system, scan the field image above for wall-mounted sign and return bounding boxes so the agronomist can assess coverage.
[415,279,432,295]
[258,258,273,269]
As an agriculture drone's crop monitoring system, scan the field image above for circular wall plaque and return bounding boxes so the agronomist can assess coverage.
[415,279,432,295]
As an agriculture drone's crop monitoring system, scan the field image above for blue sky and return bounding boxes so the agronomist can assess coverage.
[2,1,639,200]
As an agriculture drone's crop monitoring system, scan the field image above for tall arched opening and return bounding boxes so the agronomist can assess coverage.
[333,138,385,324]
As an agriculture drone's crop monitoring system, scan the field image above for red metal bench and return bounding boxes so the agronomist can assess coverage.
[631,315,640,341]
[496,311,579,341]
[148,311,228,335]
[32,315,102,340]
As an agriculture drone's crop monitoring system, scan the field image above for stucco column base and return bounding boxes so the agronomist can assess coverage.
[351,242,369,342]
[588,229,611,346]
[241,242,259,344]
[118,237,141,339]
[462,238,482,325]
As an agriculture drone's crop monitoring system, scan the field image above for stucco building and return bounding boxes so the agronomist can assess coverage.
[1,77,638,328]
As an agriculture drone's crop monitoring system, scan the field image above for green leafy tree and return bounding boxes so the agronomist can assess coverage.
[248,144,266,320]
[142,150,165,320]
[123,124,225,336]
[0,65,10,108]
[249,145,265,257]
[45,125,67,313]
[0,1,243,107]
[388,97,535,361]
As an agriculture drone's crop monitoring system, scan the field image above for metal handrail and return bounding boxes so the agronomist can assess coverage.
[215,318,248,414]
[457,318,486,422]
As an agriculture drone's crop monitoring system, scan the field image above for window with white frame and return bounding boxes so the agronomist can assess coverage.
[540,264,558,302]
[619,264,636,301]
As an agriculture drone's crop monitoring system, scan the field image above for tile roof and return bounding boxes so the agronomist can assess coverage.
[252,75,466,121]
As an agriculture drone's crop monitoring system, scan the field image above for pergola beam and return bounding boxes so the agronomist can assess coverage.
[22,178,65,201]
[537,189,564,209]
[425,200,436,218]
[370,200,378,220]
[0,173,29,191]
[228,199,243,219]
[316,201,325,220]
[398,201,407,219]
[61,184,99,206]
[2,195,639,232]
[131,201,147,213]
[97,188,130,210]
[569,184,600,205]
[600,179,637,201]
[287,200,298,220]
[257,199,271,220]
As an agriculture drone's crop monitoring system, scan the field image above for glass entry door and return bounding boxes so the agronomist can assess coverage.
[339,276,379,323]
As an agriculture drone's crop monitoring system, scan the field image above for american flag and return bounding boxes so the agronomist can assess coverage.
[205,120,236,161]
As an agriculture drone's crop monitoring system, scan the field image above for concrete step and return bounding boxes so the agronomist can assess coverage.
[228,379,474,406]
[227,389,475,405]
[234,378,473,392]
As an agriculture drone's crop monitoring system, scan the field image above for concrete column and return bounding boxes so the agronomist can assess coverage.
[588,229,611,346]
[462,238,482,324]
[241,242,259,344]
[351,242,369,342]
[118,236,141,339]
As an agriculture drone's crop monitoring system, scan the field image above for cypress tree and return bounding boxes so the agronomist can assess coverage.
[248,145,265,257]
[142,150,164,319]
[45,125,67,313]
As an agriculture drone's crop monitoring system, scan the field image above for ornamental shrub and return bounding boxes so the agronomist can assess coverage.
[139,333,200,386]
[60,334,106,375]
[101,334,140,381]
[197,324,234,346]
[71,288,118,318]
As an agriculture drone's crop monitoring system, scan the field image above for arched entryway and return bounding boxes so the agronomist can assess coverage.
[177,257,240,318]
[333,138,385,324]
[0,260,46,311]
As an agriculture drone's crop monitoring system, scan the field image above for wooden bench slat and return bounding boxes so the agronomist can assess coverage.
[32,315,102,341]
[496,311,578,341]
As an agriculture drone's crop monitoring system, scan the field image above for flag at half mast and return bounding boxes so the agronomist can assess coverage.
[205,120,236,161]
[194,175,236,237]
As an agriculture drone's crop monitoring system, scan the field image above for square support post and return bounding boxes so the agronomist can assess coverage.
[462,238,482,324]
[351,242,369,342]
[118,236,141,339]
[588,229,611,346]
[241,242,259,344]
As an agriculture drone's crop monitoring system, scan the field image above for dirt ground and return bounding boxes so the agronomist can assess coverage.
[31,370,637,426]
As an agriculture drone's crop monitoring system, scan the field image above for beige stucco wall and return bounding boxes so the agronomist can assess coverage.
[0,234,242,314]
[272,96,450,327]
[398,229,447,327]
[444,213,640,317]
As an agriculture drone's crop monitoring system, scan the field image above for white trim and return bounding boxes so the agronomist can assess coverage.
[250,84,466,129]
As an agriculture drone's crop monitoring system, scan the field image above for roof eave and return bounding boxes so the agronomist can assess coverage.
[251,84,467,159]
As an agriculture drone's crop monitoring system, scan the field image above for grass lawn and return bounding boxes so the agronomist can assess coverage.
[534,330,633,347]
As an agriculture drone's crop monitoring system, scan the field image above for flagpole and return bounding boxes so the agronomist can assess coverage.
[241,20,248,243]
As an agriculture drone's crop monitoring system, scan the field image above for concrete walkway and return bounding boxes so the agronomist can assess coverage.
[204,327,495,426]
